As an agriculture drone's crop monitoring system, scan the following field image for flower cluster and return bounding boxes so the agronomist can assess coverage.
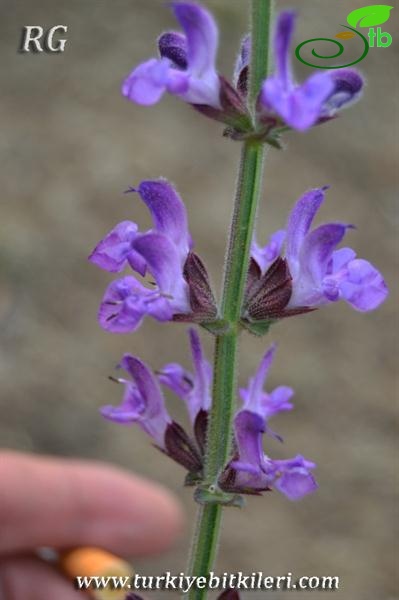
[243,187,387,332]
[90,0,389,520]
[87,2,391,596]
[90,181,387,336]
[122,3,364,140]
[91,182,386,498]
[89,179,216,333]
[101,329,210,483]
[220,344,316,501]
[102,331,316,501]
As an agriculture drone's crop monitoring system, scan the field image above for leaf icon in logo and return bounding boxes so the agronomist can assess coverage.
[335,31,356,40]
[347,5,393,28]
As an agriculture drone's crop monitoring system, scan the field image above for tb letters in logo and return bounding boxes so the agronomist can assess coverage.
[295,5,393,69]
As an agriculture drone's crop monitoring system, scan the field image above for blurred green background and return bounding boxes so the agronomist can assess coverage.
[1,1,397,598]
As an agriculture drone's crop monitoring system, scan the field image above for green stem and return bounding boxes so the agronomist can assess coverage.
[186,2,274,598]
[221,142,265,323]
[204,142,264,487]
[249,0,274,112]
[187,504,222,591]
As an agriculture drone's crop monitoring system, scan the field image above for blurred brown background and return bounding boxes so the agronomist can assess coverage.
[1,1,398,598]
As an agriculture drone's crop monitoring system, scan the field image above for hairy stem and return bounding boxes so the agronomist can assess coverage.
[187,504,222,593]
[186,2,274,598]
[248,0,274,111]
[205,142,264,481]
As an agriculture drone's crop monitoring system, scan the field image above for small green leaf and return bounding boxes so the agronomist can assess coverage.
[264,134,283,150]
[241,319,274,336]
[201,319,231,335]
[347,5,393,28]
[194,486,244,508]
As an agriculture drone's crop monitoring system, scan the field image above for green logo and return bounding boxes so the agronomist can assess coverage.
[295,4,393,69]
[346,5,393,28]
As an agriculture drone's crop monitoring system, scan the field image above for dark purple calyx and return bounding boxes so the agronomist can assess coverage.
[246,256,292,319]
[173,252,218,324]
[236,65,249,97]
[163,421,203,476]
[194,76,253,134]
[193,408,208,457]
[218,463,271,496]
[242,257,315,334]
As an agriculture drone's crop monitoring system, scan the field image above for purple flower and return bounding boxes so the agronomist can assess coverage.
[250,187,388,314]
[90,179,191,272]
[88,221,146,275]
[101,354,171,448]
[283,188,388,311]
[251,230,286,275]
[260,11,364,131]
[122,2,221,109]
[239,344,293,441]
[90,179,193,332]
[222,345,317,500]
[158,328,212,423]
[271,455,318,501]
[101,341,317,498]
[101,351,204,474]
